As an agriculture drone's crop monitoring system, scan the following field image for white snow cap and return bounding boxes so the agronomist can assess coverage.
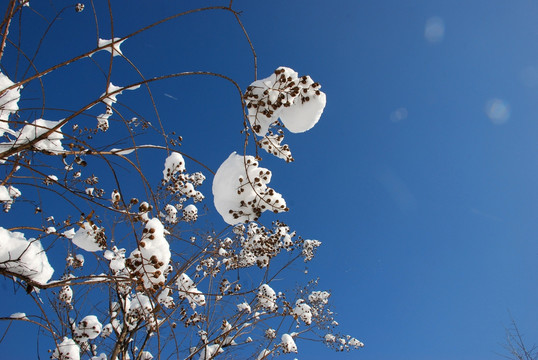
[74,315,103,341]
[10,312,27,319]
[293,299,312,325]
[212,152,287,225]
[127,218,171,290]
[72,222,106,252]
[52,337,80,360]
[281,333,298,353]
[245,66,326,136]
[0,227,53,284]
[183,204,198,222]
[163,152,186,180]
[257,284,277,311]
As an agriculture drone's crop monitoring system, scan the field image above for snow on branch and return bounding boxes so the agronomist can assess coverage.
[0,227,53,285]
[245,67,326,161]
[212,152,287,225]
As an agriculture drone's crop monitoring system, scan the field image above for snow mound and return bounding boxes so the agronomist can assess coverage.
[212,152,287,225]
[0,227,53,284]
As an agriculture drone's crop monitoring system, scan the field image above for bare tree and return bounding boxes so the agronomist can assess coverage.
[0,1,362,359]
[501,318,538,360]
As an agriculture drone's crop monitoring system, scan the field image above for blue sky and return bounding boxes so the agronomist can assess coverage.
[2,0,538,359]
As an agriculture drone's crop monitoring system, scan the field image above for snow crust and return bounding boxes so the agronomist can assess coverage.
[0,227,53,284]
[212,152,286,225]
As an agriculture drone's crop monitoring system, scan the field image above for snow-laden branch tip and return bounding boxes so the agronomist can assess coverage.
[245,67,326,161]
[212,152,287,225]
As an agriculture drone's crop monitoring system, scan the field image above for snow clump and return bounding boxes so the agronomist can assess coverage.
[244,67,326,161]
[10,312,27,319]
[51,337,80,360]
[163,152,185,180]
[176,273,206,309]
[292,299,312,325]
[257,284,277,311]
[183,204,197,222]
[281,333,298,353]
[302,239,322,262]
[72,222,106,252]
[245,67,326,136]
[96,38,125,56]
[212,152,287,225]
[96,82,139,131]
[74,315,103,341]
[0,227,53,284]
[0,119,65,155]
[126,218,170,291]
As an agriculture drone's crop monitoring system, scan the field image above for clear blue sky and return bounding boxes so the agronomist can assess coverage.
[2,1,538,359]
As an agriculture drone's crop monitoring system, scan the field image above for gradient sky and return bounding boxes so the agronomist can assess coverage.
[2,1,538,359]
